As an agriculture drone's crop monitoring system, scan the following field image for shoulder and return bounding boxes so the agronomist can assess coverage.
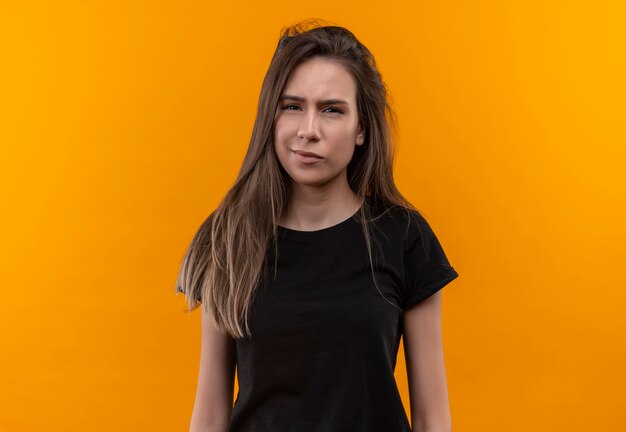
[367,200,449,260]
[365,198,424,240]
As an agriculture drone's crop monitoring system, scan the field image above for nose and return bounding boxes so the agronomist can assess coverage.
[297,109,320,141]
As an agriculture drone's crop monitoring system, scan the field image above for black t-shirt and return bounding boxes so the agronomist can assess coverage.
[229,197,459,431]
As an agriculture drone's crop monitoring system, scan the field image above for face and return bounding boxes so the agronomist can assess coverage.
[273,57,365,189]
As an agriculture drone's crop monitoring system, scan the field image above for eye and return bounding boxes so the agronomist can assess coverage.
[324,106,344,114]
[279,104,344,114]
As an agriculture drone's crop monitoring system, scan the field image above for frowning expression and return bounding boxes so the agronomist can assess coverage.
[274,57,365,188]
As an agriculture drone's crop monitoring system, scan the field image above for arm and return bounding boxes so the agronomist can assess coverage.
[189,306,237,432]
[402,290,452,432]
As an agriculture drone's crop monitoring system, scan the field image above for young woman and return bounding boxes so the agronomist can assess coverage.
[177,19,459,432]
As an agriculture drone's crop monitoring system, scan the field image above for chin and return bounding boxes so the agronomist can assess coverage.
[289,177,326,188]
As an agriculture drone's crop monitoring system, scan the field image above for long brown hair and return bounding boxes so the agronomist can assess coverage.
[175,18,417,339]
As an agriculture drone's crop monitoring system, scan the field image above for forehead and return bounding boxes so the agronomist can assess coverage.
[282,57,356,102]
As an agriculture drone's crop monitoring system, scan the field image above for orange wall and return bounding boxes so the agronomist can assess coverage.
[1,1,625,431]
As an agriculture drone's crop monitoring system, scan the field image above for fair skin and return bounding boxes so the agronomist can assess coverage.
[189,308,236,432]
[404,291,453,432]
[189,56,451,431]
[273,56,365,229]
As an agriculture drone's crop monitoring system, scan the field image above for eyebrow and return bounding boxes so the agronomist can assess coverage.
[280,94,349,105]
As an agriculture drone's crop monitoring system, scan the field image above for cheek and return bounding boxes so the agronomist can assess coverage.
[274,120,293,145]
[331,128,358,151]
[273,127,291,164]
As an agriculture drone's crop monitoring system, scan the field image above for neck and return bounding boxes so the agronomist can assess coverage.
[280,183,363,232]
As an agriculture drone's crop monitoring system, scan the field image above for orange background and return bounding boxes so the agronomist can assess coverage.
[1,1,625,431]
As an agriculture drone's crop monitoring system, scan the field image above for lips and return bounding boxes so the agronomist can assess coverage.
[293,149,323,159]
[291,149,324,164]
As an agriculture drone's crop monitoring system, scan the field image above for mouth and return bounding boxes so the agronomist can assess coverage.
[291,149,324,164]
[292,149,323,159]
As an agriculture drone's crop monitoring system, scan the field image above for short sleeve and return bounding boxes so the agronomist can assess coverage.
[401,210,459,310]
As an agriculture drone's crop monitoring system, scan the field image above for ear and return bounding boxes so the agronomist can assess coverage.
[356,121,365,146]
